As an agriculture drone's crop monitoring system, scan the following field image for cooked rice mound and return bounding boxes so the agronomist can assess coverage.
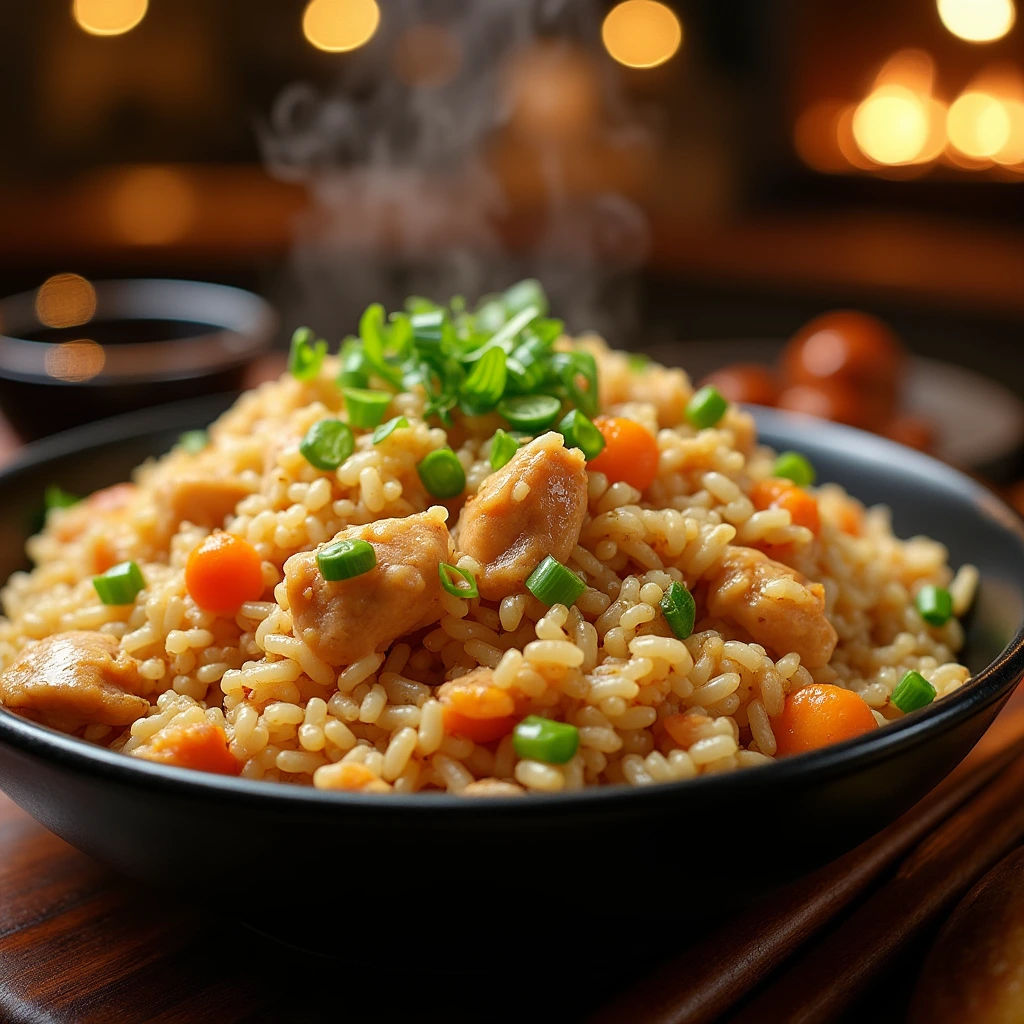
[0,338,976,794]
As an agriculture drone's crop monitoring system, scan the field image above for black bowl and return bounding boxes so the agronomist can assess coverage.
[0,279,276,441]
[1,398,1023,944]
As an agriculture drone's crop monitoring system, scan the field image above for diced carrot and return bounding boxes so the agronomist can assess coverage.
[750,478,821,535]
[774,683,877,757]
[137,722,239,775]
[664,712,713,749]
[185,532,264,615]
[443,683,515,720]
[90,536,118,574]
[442,708,518,743]
[837,504,864,536]
[587,416,660,491]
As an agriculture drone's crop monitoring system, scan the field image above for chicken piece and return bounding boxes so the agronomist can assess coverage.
[705,546,838,669]
[284,507,452,667]
[132,721,239,775]
[456,432,588,601]
[157,476,251,542]
[0,631,148,732]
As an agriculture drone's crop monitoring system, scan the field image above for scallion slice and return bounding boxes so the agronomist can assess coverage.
[525,555,585,607]
[317,538,376,582]
[338,337,370,389]
[660,581,696,640]
[891,670,936,713]
[503,278,548,317]
[557,409,605,460]
[417,448,466,498]
[686,385,728,429]
[513,715,579,764]
[916,585,953,627]
[299,419,354,471]
[44,486,79,511]
[439,562,479,599]
[372,415,409,444]
[460,346,507,414]
[288,327,327,381]
[498,394,562,432]
[489,428,521,470]
[93,560,145,605]
[178,430,208,454]
[773,451,816,487]
[343,387,391,428]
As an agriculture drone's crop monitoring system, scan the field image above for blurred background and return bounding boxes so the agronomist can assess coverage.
[0,0,1021,460]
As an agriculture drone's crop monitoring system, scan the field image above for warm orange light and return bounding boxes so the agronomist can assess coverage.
[107,167,196,246]
[393,25,462,89]
[874,50,936,95]
[915,97,950,164]
[948,91,1011,158]
[72,0,148,37]
[937,0,1015,42]
[852,86,929,165]
[44,340,106,383]
[602,1,682,69]
[836,105,876,170]
[506,45,600,141]
[994,99,1024,165]
[794,100,850,173]
[302,0,380,53]
[35,274,97,329]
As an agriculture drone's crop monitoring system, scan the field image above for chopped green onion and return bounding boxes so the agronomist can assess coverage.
[553,350,600,418]
[372,415,409,444]
[498,394,562,432]
[557,409,605,461]
[513,715,579,764]
[343,387,391,428]
[660,581,696,640]
[505,333,550,393]
[686,386,728,429]
[359,303,403,389]
[411,309,446,348]
[338,336,370,389]
[299,419,354,471]
[93,560,145,605]
[439,562,479,599]
[44,486,79,511]
[503,278,548,318]
[489,428,521,470]
[891,670,936,713]
[916,585,953,627]
[460,346,507,414]
[627,353,650,372]
[317,538,376,582]
[474,296,508,334]
[417,448,466,498]
[774,451,816,487]
[178,430,208,454]
[288,327,327,381]
[525,555,585,608]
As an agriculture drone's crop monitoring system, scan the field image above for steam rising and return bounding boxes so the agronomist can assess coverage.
[261,0,651,340]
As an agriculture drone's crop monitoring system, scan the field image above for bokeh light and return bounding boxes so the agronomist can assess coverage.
[602,1,683,70]
[994,99,1024,164]
[107,167,197,246]
[35,274,97,329]
[937,0,1016,42]
[393,24,462,89]
[72,0,148,37]
[793,100,850,173]
[44,340,106,383]
[302,0,380,53]
[506,44,600,141]
[852,85,929,165]
[947,91,1011,158]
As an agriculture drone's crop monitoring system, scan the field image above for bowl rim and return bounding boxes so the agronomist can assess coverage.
[1,399,1023,817]
[0,279,277,386]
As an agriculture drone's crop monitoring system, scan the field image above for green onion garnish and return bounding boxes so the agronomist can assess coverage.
[489,428,521,470]
[686,386,728,429]
[891,670,936,713]
[411,309,446,348]
[93,560,145,606]
[660,581,696,640]
[498,394,562,432]
[417,448,466,498]
[178,430,208,454]
[343,387,391,429]
[299,419,354,471]
[338,337,371,389]
[288,327,327,381]
[627,353,650,372]
[316,538,377,582]
[372,415,410,444]
[503,278,548,317]
[525,555,585,607]
[513,715,579,764]
[44,486,79,511]
[439,562,479,599]
[557,409,605,461]
[916,585,953,627]
[773,451,816,487]
[460,346,507,415]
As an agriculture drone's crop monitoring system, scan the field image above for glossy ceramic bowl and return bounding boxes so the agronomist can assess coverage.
[1,397,1023,944]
